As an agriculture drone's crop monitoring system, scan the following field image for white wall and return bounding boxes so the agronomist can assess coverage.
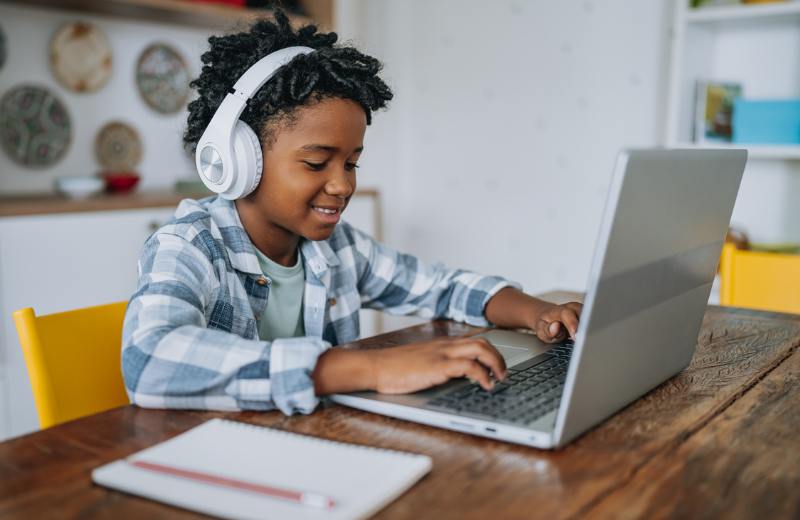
[336,0,673,332]
[0,3,211,194]
[2,0,795,327]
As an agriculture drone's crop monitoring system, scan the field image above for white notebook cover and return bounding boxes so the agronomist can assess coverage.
[92,418,432,520]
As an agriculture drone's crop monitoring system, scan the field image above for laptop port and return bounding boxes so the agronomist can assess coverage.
[485,427,497,433]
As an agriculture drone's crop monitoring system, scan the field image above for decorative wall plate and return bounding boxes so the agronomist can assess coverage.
[95,121,142,172]
[136,44,190,114]
[0,84,71,168]
[50,21,113,93]
[0,23,7,73]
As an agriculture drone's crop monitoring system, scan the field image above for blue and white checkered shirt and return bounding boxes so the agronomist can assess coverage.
[122,195,519,415]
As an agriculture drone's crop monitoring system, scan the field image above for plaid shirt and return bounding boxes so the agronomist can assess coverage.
[122,196,519,415]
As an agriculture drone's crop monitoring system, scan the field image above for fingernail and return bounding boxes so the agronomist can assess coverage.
[489,380,495,389]
[550,323,558,334]
[504,369,510,378]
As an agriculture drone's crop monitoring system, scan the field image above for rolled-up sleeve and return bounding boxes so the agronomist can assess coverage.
[121,231,329,415]
[350,227,521,326]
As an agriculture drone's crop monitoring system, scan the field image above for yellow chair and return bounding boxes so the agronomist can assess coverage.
[13,301,130,429]
[719,243,800,314]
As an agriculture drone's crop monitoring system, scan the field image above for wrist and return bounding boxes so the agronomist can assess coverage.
[312,348,377,396]
[528,302,555,329]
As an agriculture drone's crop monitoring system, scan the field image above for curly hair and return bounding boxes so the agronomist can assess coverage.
[183,10,393,154]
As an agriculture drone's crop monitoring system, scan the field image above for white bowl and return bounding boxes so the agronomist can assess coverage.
[54,175,105,199]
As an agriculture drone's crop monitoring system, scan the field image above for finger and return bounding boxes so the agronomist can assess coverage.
[559,309,580,339]
[445,359,493,390]
[541,321,560,340]
[540,320,567,343]
[566,302,584,319]
[445,339,508,380]
[444,339,507,380]
[550,321,560,336]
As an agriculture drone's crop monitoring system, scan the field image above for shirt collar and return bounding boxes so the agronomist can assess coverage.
[300,238,341,277]
[214,196,341,276]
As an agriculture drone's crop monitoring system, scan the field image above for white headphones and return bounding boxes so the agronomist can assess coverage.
[195,46,314,200]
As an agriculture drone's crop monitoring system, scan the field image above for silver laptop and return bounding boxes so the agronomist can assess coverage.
[332,149,747,449]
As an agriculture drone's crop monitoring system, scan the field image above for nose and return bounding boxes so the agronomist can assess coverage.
[324,165,353,199]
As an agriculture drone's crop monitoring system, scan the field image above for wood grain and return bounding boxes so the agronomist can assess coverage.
[584,340,800,520]
[0,305,798,520]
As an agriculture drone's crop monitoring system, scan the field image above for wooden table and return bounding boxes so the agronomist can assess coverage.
[1,292,799,519]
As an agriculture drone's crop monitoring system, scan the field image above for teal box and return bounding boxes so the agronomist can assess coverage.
[733,99,800,144]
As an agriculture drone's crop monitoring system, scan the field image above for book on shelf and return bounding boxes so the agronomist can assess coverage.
[694,80,742,144]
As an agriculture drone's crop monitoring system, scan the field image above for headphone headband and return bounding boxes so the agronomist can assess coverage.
[232,46,314,101]
[195,46,314,199]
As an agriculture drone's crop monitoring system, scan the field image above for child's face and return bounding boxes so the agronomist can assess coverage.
[247,97,366,242]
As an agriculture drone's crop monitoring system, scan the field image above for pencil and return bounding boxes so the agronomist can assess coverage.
[127,458,336,509]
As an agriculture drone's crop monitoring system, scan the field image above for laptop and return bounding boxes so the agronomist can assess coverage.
[331,149,748,449]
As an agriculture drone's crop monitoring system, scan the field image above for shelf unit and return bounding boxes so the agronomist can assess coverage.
[665,0,800,159]
[685,0,800,22]
[673,142,800,160]
[0,0,332,30]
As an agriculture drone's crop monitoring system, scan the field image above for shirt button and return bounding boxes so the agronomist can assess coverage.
[330,297,337,306]
[256,278,267,285]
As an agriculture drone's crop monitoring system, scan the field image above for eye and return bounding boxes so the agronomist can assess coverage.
[305,162,326,171]
[345,162,360,171]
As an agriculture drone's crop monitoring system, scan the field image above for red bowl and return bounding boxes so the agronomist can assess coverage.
[101,172,140,193]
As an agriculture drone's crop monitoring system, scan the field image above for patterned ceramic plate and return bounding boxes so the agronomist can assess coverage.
[0,23,7,73]
[50,21,113,93]
[95,121,142,172]
[136,44,190,114]
[0,84,71,167]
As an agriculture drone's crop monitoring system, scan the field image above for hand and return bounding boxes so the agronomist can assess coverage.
[369,337,508,394]
[531,302,583,342]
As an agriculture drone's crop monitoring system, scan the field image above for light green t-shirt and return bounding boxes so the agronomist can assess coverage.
[253,247,305,342]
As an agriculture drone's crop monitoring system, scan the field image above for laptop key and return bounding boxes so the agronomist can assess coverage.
[510,353,555,372]
[477,383,509,396]
[451,386,477,398]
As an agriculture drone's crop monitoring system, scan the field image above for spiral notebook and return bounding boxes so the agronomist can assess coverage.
[92,418,432,520]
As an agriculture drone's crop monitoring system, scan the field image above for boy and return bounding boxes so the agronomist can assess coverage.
[122,12,582,416]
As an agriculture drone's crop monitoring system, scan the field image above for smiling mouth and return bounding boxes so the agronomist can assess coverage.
[312,206,343,224]
[313,207,339,214]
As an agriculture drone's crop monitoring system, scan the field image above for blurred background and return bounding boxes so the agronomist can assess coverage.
[0,0,797,439]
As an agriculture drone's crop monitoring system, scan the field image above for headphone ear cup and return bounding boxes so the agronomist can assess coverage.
[224,121,263,200]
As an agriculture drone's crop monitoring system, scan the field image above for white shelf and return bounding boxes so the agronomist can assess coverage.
[686,1,800,24]
[669,142,800,159]
[666,0,800,160]
[0,0,331,30]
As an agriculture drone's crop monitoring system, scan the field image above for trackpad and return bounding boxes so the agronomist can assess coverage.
[494,345,528,360]
[474,330,553,358]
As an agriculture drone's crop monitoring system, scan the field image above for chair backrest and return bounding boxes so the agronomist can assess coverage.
[13,301,130,429]
[720,243,800,314]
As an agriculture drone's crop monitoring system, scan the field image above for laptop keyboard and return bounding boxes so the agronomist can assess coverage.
[424,342,573,427]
